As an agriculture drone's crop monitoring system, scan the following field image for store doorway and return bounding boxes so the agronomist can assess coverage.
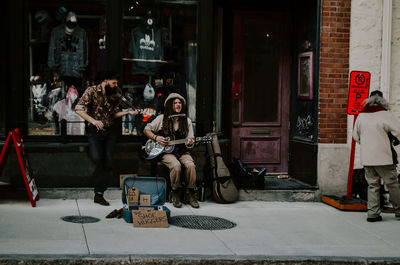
[231,11,290,173]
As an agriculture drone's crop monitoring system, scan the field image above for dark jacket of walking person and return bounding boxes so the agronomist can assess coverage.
[353,90,400,222]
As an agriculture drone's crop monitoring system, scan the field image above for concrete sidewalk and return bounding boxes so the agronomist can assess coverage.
[0,198,400,264]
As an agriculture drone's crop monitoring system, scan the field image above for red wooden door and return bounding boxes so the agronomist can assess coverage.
[231,11,290,173]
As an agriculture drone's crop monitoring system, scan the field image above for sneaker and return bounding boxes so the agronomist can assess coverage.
[171,190,182,208]
[94,194,110,206]
[367,216,382,222]
[188,191,199,209]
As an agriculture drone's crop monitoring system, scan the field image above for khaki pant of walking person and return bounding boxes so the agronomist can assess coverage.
[161,153,196,190]
[364,165,400,218]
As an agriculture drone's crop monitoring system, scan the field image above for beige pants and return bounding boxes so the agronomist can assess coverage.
[161,153,197,190]
[364,165,400,218]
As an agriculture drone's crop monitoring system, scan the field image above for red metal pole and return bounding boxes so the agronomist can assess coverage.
[346,114,358,200]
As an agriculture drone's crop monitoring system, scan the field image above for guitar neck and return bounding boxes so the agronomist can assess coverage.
[168,137,202,145]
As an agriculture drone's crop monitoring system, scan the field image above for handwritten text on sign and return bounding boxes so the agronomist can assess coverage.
[347,71,371,115]
[132,210,168,228]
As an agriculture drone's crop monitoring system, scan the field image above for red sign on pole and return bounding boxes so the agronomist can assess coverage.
[346,71,371,201]
[347,71,371,115]
[0,128,39,207]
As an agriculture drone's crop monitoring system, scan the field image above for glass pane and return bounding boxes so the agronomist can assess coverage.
[122,1,198,136]
[0,97,4,135]
[28,3,105,135]
[0,117,4,136]
[243,22,279,123]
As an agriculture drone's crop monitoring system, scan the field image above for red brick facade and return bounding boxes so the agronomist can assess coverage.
[319,0,351,143]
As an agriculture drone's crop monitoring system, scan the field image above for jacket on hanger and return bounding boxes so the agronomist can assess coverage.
[129,24,164,75]
[48,24,88,78]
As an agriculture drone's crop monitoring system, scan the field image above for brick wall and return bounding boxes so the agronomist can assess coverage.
[319,0,351,143]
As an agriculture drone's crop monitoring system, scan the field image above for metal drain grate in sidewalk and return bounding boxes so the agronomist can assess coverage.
[61,215,100,224]
[170,215,236,230]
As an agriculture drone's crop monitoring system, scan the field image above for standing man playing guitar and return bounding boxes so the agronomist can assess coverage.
[143,93,199,208]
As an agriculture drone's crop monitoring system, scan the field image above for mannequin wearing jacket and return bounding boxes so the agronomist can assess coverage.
[48,11,88,80]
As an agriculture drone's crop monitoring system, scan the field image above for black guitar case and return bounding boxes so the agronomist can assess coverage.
[206,132,238,203]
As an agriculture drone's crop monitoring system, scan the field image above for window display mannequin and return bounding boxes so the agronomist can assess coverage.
[52,85,85,135]
[129,11,164,75]
[48,11,88,90]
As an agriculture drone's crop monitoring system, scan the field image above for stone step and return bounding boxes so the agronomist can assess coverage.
[238,189,319,202]
[38,187,319,202]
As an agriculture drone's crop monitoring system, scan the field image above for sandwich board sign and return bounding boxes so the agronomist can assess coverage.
[347,71,371,115]
[0,128,39,207]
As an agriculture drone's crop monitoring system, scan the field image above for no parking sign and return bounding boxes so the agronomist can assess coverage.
[346,71,371,201]
[347,71,371,115]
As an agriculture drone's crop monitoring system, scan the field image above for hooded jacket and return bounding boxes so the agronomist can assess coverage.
[353,107,400,166]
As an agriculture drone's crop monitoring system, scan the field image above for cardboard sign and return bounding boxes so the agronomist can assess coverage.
[132,209,168,228]
[127,189,139,205]
[347,71,371,115]
[0,129,39,207]
[140,194,151,205]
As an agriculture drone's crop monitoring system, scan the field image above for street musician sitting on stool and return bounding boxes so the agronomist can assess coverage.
[143,93,199,208]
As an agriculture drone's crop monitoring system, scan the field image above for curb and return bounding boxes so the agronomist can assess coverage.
[1,255,400,265]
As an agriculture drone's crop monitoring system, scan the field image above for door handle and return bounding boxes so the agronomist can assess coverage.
[250,129,271,135]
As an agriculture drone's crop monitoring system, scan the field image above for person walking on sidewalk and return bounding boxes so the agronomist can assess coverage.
[353,90,400,222]
[75,71,138,206]
[143,93,199,208]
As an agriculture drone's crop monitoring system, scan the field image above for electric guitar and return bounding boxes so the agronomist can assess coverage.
[142,135,212,160]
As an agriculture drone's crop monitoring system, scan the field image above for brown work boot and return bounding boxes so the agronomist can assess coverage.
[94,194,110,206]
[171,189,182,208]
[188,190,199,208]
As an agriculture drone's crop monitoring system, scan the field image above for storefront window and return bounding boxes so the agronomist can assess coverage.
[27,0,197,138]
[28,2,105,136]
[121,0,198,136]
[0,113,4,136]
